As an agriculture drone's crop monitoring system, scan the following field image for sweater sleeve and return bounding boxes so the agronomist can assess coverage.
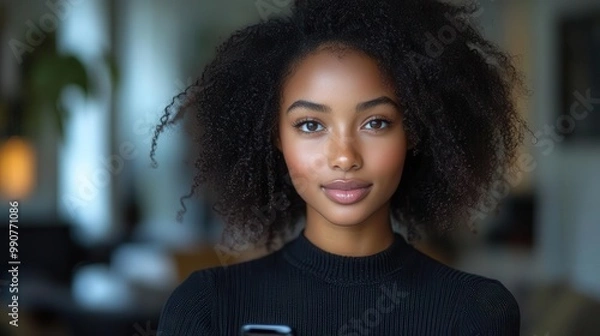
[456,278,521,336]
[157,269,217,336]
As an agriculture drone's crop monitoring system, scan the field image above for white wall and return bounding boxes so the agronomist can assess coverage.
[532,0,600,299]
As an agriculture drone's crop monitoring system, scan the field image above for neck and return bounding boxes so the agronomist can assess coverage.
[304,204,395,257]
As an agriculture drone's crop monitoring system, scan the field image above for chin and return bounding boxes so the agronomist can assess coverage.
[317,207,374,227]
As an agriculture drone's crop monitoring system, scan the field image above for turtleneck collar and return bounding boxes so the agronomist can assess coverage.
[281,229,415,285]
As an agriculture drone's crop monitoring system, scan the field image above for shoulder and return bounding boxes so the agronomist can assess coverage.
[157,268,218,335]
[156,252,281,335]
[409,248,521,335]
[455,277,520,335]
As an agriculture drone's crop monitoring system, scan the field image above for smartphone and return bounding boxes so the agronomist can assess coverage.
[240,324,294,336]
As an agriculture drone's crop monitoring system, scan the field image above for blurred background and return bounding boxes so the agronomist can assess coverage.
[0,0,598,335]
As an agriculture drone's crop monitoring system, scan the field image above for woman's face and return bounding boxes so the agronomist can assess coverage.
[277,47,409,228]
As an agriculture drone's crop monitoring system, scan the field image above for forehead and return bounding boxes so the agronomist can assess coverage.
[281,48,394,100]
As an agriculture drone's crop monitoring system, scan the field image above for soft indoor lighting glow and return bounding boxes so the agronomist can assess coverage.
[0,136,36,199]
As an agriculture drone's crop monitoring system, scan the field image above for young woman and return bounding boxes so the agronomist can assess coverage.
[153,0,527,334]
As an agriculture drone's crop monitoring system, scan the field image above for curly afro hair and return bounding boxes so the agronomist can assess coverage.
[150,0,528,252]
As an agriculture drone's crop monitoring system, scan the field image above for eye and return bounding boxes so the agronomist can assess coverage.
[363,118,391,130]
[293,119,325,133]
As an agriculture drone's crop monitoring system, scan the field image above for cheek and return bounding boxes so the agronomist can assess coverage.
[281,141,327,196]
[366,141,407,179]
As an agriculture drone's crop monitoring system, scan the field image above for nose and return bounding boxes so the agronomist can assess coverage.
[327,134,363,171]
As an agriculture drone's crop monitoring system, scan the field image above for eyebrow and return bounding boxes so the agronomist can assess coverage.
[285,96,400,114]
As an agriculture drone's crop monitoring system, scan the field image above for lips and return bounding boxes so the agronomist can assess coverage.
[322,179,372,190]
[321,179,373,205]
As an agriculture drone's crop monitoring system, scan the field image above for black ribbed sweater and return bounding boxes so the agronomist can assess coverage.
[157,231,520,335]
